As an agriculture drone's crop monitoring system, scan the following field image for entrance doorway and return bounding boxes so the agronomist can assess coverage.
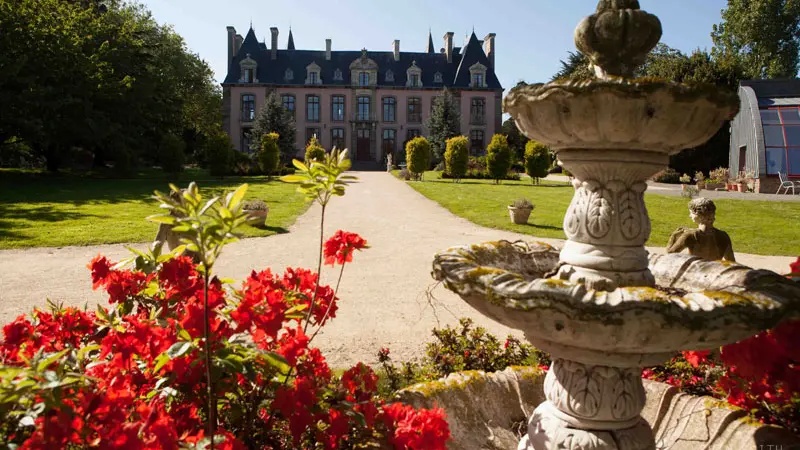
[738,146,747,173]
[356,129,371,161]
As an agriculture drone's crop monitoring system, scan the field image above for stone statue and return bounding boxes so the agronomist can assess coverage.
[386,153,393,172]
[667,197,735,262]
[153,190,200,262]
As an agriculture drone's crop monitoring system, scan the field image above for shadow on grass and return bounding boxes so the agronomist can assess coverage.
[522,223,563,232]
[0,204,95,242]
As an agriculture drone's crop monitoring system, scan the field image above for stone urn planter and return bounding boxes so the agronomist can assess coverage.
[241,200,269,226]
[509,199,535,224]
[432,2,800,449]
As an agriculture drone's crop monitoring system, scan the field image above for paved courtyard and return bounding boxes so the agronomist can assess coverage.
[0,172,794,367]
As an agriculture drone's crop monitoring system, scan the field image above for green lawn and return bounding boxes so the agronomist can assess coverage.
[396,171,800,256]
[0,169,309,249]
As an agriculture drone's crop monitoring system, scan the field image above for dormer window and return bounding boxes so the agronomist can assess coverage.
[385,70,395,83]
[333,68,343,81]
[239,53,258,83]
[406,61,422,88]
[359,72,370,87]
[284,68,294,82]
[434,72,443,83]
[305,62,322,85]
[469,62,487,88]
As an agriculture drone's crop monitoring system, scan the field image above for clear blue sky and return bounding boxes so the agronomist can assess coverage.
[140,0,729,90]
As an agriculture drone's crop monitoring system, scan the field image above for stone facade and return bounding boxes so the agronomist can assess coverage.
[222,27,504,162]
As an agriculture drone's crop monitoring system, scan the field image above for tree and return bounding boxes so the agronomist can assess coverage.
[524,141,551,185]
[712,0,800,79]
[250,92,297,161]
[425,89,461,163]
[159,134,185,174]
[486,134,512,184]
[406,137,431,181]
[444,136,469,182]
[305,136,325,163]
[502,118,529,162]
[257,132,280,177]
[551,51,594,82]
[206,132,235,176]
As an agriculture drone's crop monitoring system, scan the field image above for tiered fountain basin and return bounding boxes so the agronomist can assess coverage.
[433,241,800,368]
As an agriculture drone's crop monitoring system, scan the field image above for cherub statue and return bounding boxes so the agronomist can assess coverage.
[386,152,393,172]
[667,197,735,262]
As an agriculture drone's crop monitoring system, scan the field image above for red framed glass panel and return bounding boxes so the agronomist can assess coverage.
[761,106,800,176]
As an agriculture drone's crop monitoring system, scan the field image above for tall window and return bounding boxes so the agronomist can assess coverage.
[470,130,485,155]
[331,128,345,150]
[382,97,396,122]
[472,73,484,88]
[407,97,421,123]
[359,72,370,87]
[470,98,486,125]
[241,129,252,153]
[357,96,371,121]
[241,94,256,122]
[406,129,421,141]
[382,129,396,159]
[409,74,420,87]
[306,128,320,145]
[282,95,295,117]
[244,68,255,83]
[762,106,800,175]
[332,95,345,122]
[306,95,320,122]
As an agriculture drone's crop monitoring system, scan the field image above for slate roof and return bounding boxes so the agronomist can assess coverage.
[223,28,502,90]
[741,79,800,98]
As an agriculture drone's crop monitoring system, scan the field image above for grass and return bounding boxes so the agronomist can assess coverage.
[0,168,309,249]
[395,171,800,257]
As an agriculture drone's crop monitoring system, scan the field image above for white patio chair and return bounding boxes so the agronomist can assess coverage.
[776,172,800,195]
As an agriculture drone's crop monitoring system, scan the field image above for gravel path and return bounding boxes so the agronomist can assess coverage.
[0,172,794,368]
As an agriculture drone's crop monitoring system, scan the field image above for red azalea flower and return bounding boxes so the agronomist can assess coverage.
[790,256,800,275]
[88,255,113,290]
[382,403,450,450]
[682,350,710,368]
[323,230,368,266]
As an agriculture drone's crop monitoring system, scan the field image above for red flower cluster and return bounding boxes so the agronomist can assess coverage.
[324,230,368,266]
[1,237,450,449]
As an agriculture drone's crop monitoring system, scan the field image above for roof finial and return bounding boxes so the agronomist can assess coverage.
[249,19,253,29]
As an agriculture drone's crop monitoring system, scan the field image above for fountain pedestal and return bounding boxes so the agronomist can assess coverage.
[521,359,653,450]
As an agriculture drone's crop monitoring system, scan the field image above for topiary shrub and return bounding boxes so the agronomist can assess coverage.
[405,136,431,181]
[205,132,235,176]
[160,134,185,174]
[524,141,551,185]
[444,136,469,182]
[257,132,280,177]
[486,134,512,184]
[652,167,681,184]
[304,136,326,163]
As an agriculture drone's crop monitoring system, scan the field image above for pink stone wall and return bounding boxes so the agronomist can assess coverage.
[227,85,499,161]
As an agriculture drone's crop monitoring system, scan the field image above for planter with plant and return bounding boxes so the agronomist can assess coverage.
[694,171,705,190]
[241,199,269,225]
[707,167,729,190]
[679,173,691,191]
[508,198,534,224]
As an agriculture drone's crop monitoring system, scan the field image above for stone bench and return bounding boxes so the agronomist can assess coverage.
[396,367,800,450]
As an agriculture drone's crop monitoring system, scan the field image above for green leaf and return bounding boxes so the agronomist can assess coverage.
[146,215,177,225]
[259,351,290,375]
[36,350,68,373]
[166,341,194,359]
[280,175,307,183]
[199,196,221,216]
[152,353,171,373]
[227,184,248,210]
[77,344,101,363]
[291,159,309,172]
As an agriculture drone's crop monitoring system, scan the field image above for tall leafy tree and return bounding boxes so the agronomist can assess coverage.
[551,51,593,81]
[712,0,800,79]
[501,118,529,162]
[250,92,297,160]
[425,89,461,163]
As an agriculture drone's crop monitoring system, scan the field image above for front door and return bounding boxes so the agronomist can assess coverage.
[356,129,371,161]
[738,146,747,173]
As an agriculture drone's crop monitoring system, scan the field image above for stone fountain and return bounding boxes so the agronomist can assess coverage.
[431,1,800,449]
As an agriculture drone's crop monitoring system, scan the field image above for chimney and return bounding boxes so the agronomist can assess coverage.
[326,39,332,60]
[444,32,454,63]
[484,33,496,69]
[270,27,279,60]
[392,40,400,61]
[234,34,243,54]
[226,26,236,64]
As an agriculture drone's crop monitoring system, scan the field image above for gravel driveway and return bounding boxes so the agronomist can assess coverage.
[0,172,794,367]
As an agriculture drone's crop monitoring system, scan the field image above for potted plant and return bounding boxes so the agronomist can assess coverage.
[679,173,692,191]
[734,172,746,192]
[707,167,728,191]
[694,171,706,190]
[508,198,534,224]
[241,199,269,226]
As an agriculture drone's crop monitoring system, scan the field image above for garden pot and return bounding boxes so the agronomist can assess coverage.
[696,182,705,190]
[736,183,745,192]
[243,208,268,226]
[705,182,724,191]
[508,206,534,225]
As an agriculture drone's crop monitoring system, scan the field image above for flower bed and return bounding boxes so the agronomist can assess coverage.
[0,151,450,449]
